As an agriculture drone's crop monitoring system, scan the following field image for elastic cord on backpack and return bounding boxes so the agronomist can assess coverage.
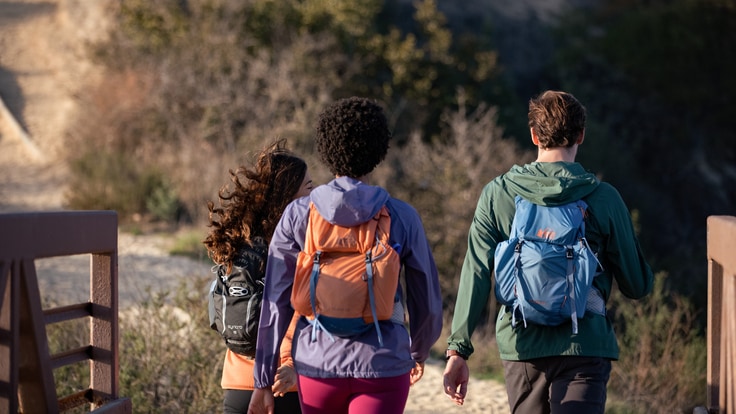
[364,250,384,347]
[370,237,389,260]
[581,237,604,271]
[566,247,579,334]
[511,241,527,329]
[215,265,229,335]
[308,251,336,343]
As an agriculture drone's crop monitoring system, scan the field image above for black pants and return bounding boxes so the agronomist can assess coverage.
[223,389,302,414]
[502,356,611,414]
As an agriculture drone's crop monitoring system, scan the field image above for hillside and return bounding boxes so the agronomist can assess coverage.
[0,0,584,214]
[0,0,111,212]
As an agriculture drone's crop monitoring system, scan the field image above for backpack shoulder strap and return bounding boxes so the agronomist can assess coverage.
[302,202,321,255]
[374,205,391,241]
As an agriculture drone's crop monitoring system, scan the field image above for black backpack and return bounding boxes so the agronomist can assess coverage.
[207,239,267,357]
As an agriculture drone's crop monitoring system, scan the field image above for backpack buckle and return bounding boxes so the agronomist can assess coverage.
[514,241,522,253]
[362,252,372,281]
[566,248,574,259]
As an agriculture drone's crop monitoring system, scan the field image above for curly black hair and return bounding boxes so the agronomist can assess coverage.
[203,140,306,270]
[315,97,391,178]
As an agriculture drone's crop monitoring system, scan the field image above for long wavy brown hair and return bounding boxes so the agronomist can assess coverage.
[203,140,307,270]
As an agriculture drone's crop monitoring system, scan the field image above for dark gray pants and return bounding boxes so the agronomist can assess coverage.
[502,356,611,414]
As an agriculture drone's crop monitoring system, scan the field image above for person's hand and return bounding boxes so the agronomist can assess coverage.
[442,356,469,406]
[247,387,275,414]
[409,361,425,385]
[272,363,297,397]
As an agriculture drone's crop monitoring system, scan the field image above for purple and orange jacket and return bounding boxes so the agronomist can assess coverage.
[254,176,443,388]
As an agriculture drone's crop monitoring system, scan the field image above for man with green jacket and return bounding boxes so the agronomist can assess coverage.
[443,90,654,414]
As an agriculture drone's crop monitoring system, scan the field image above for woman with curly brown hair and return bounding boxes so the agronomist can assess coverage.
[204,140,313,414]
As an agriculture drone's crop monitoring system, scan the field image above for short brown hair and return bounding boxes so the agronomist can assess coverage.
[528,90,586,149]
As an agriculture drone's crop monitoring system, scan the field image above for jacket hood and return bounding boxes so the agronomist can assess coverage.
[504,162,600,206]
[309,176,390,226]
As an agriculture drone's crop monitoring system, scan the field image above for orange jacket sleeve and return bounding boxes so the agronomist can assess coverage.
[277,313,300,393]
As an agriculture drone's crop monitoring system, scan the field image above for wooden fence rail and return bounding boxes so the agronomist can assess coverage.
[0,211,131,413]
[707,215,736,414]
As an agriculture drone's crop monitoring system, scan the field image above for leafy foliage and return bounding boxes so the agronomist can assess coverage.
[607,274,706,412]
[551,0,736,307]
[65,150,178,222]
[47,317,90,413]
[68,0,510,224]
[375,90,532,312]
[118,284,224,413]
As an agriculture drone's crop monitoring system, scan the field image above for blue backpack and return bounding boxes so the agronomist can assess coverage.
[494,196,604,334]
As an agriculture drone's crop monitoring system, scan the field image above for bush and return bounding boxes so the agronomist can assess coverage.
[607,273,707,413]
[45,276,226,413]
[168,229,210,262]
[67,0,512,226]
[145,179,184,223]
[119,282,224,413]
[375,90,532,312]
[46,316,90,414]
[65,149,183,223]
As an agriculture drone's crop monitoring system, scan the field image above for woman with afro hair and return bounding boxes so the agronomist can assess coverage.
[204,139,313,414]
[249,97,443,414]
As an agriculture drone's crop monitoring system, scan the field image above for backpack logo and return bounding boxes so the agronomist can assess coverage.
[207,244,267,357]
[291,203,401,346]
[536,228,556,239]
[228,286,250,296]
[494,196,604,334]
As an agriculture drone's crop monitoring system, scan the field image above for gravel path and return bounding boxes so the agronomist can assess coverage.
[406,358,511,414]
[33,232,213,309]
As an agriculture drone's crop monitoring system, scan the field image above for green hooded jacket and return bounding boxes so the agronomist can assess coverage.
[447,161,653,361]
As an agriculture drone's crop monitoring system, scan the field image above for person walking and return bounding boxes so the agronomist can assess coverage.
[248,97,443,414]
[443,90,654,414]
[204,140,313,414]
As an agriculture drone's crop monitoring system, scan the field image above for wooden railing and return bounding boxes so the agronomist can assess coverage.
[706,215,736,414]
[0,211,131,413]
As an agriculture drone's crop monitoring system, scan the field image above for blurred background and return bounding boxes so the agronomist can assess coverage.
[1,0,733,412]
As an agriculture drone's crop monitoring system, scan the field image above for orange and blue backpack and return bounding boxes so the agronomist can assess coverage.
[291,203,401,346]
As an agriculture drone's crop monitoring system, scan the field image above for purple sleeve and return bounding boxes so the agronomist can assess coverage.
[388,199,443,363]
[253,199,308,388]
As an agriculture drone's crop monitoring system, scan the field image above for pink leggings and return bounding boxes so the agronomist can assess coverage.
[297,373,410,414]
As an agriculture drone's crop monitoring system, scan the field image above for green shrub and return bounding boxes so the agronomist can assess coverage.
[44,277,225,413]
[607,273,707,413]
[65,150,184,223]
[169,229,210,262]
[119,283,224,413]
[46,316,90,413]
[145,179,184,223]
